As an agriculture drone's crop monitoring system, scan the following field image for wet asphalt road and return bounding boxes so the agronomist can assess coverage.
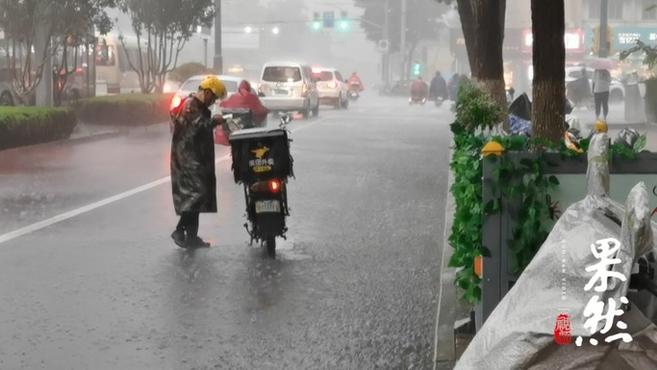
[0,96,452,369]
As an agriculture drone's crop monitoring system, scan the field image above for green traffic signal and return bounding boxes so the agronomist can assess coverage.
[412,64,422,76]
[311,21,322,31]
[338,19,350,32]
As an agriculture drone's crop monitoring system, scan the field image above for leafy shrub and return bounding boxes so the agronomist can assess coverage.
[455,79,505,134]
[169,62,214,83]
[0,107,77,150]
[72,93,173,125]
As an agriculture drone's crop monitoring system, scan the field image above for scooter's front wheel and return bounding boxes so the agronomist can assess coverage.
[264,236,276,258]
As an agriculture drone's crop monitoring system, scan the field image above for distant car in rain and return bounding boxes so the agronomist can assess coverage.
[257,61,320,119]
[565,66,625,103]
[311,67,349,109]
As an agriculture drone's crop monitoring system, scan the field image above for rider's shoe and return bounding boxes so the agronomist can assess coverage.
[185,236,210,248]
[171,229,186,248]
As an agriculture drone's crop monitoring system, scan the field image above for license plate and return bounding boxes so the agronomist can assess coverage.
[255,200,281,214]
[274,89,288,95]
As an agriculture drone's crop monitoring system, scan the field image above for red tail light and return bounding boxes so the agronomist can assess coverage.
[170,95,183,110]
[250,179,283,193]
[269,179,281,193]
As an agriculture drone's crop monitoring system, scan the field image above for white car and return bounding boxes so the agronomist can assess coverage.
[565,66,625,102]
[312,67,349,109]
[257,62,320,119]
[171,74,243,115]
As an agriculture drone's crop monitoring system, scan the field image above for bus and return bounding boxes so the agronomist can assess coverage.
[95,34,142,94]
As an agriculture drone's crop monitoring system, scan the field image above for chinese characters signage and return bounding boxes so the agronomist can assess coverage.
[555,238,633,346]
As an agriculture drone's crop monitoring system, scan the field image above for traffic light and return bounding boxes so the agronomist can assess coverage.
[337,11,350,32]
[311,12,322,31]
[412,63,423,76]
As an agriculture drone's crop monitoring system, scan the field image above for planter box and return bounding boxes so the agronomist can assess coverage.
[476,151,657,330]
[645,79,657,124]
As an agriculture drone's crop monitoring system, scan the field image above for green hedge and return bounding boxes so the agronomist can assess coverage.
[72,93,173,126]
[0,107,77,150]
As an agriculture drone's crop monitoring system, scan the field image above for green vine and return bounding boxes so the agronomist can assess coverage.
[448,122,486,303]
[448,128,646,303]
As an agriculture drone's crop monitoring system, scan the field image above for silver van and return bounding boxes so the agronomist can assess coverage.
[258,62,320,118]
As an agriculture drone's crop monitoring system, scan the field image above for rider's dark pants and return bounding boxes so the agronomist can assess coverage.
[594,91,609,119]
[176,211,199,238]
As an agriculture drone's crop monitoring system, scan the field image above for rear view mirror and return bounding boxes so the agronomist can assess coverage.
[279,113,292,127]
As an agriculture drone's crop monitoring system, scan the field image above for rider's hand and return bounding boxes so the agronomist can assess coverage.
[212,114,223,128]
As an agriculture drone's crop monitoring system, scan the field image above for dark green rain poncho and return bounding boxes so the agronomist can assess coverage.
[170,95,218,214]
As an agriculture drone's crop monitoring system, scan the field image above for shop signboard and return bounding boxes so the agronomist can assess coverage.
[521,29,584,53]
[584,26,657,54]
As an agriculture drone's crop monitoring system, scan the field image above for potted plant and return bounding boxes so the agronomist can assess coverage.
[620,40,657,123]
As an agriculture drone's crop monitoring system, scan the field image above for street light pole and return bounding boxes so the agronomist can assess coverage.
[213,0,223,73]
[382,0,390,85]
[203,38,208,68]
[400,0,407,80]
[599,0,609,57]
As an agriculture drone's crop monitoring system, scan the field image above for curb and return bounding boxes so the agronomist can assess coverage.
[433,146,457,370]
[65,130,125,144]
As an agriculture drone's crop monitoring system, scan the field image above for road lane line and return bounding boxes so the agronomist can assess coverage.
[0,153,230,245]
[0,117,333,245]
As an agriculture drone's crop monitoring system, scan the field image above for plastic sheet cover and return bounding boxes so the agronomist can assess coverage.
[455,133,657,369]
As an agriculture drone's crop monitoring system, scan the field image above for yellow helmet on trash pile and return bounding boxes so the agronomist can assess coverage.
[594,119,608,133]
[199,76,226,99]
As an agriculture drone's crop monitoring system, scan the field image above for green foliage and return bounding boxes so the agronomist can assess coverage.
[0,0,116,100]
[448,124,486,303]
[71,93,172,125]
[454,79,505,134]
[0,106,77,150]
[448,91,647,302]
[169,63,213,83]
[118,0,214,93]
[489,154,558,274]
[620,40,657,70]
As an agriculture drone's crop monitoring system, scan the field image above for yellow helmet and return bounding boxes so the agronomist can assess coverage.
[594,119,608,133]
[199,75,226,99]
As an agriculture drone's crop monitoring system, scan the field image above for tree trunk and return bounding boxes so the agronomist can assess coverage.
[456,0,507,111]
[531,0,565,143]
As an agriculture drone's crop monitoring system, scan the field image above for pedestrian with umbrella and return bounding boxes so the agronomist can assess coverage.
[590,58,615,121]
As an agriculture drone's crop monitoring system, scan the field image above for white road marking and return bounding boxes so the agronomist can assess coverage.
[0,117,331,245]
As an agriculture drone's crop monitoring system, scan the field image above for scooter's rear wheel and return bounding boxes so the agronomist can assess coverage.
[265,236,276,258]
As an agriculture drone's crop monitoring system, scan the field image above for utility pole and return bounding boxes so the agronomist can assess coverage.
[203,38,208,68]
[213,0,223,73]
[400,0,407,80]
[382,0,390,85]
[599,0,609,57]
